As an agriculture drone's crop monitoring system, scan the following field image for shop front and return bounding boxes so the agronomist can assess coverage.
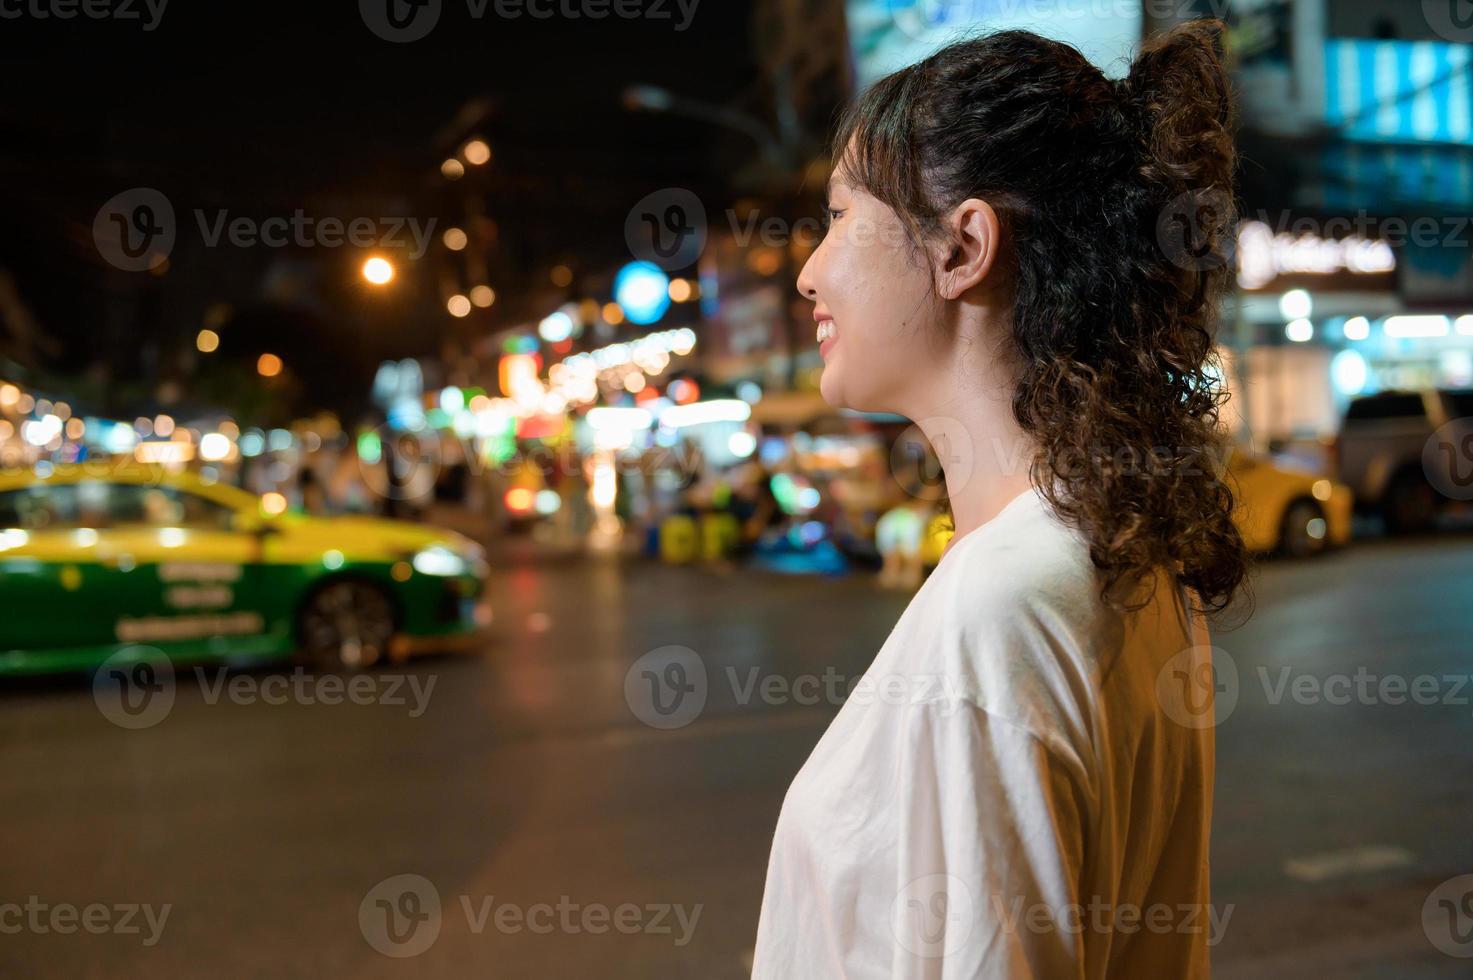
[1227,214,1473,454]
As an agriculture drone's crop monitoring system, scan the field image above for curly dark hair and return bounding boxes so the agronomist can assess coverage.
[836,20,1249,614]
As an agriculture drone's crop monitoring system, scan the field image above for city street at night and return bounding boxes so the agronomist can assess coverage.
[6,534,1473,978]
[6,1,1473,976]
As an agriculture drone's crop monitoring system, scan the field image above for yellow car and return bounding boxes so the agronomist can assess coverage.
[1226,452,1353,557]
[919,511,953,568]
[0,465,490,675]
[919,453,1352,565]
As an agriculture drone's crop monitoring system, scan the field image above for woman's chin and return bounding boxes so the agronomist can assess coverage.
[818,368,847,410]
[820,367,887,415]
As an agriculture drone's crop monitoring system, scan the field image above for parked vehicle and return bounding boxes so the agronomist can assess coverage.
[1227,453,1352,558]
[1333,389,1473,533]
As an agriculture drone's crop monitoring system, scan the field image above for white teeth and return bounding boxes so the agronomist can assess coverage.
[817,321,835,343]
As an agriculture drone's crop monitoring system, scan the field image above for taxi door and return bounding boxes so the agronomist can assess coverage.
[88,482,266,651]
[0,483,117,653]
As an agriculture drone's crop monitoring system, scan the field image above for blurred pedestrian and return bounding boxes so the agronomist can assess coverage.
[731,462,784,554]
[298,464,326,515]
[873,496,928,590]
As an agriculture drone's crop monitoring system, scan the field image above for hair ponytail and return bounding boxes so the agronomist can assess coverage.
[1122,20,1239,307]
[1124,19,1236,189]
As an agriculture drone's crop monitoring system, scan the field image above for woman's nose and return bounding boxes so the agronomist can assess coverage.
[796,252,818,300]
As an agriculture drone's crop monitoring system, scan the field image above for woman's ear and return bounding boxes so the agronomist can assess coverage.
[936,198,1001,300]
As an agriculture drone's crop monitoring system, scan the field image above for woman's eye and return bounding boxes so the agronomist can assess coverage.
[823,207,845,228]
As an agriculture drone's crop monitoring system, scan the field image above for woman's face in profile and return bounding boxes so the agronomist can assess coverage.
[797,167,943,416]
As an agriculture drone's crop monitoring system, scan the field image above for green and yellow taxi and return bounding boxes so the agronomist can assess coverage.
[0,464,490,675]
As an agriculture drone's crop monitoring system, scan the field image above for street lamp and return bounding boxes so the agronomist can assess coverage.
[362,256,395,285]
[462,139,492,166]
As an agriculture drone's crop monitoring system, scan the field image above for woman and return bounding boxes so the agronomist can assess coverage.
[752,21,1248,979]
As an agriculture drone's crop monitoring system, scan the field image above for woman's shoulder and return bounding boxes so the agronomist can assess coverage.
[934,489,1118,646]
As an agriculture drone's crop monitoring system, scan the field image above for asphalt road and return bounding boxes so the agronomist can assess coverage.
[4,535,1473,978]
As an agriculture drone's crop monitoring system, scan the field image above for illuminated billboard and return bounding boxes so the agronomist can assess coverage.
[1325,39,1473,147]
[848,0,1143,89]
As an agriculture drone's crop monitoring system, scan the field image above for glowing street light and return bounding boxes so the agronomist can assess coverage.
[362,256,395,285]
[257,353,283,378]
[196,329,220,353]
[463,139,492,166]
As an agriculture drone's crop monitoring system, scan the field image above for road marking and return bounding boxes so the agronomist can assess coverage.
[1283,844,1415,883]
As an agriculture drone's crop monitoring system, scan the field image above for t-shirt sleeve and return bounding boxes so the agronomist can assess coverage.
[889,699,1091,979]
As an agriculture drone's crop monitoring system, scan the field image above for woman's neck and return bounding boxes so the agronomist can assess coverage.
[906,348,1036,544]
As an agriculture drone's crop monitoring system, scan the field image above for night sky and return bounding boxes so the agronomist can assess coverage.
[0,1,769,422]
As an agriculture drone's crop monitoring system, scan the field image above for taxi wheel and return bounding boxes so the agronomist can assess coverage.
[297,580,397,670]
[1278,499,1327,559]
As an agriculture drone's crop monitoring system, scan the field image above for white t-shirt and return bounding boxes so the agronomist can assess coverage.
[751,483,1217,979]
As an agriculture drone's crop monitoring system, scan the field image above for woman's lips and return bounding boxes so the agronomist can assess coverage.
[817,319,837,357]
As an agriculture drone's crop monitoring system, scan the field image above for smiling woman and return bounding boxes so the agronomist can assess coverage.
[756,21,1246,979]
